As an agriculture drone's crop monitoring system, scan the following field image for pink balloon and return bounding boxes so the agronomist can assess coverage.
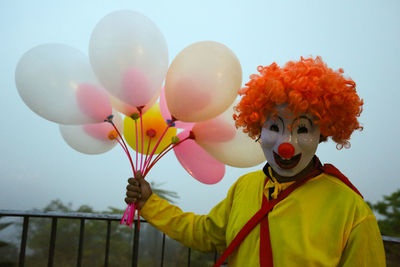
[160,87,195,129]
[122,67,153,107]
[76,83,112,121]
[83,122,115,141]
[192,116,236,143]
[173,130,225,184]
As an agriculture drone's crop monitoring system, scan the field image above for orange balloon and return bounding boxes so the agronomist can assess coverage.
[124,103,177,155]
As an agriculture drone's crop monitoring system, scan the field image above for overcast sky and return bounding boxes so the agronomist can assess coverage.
[1,0,399,215]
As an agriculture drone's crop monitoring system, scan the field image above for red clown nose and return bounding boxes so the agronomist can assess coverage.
[278,143,295,159]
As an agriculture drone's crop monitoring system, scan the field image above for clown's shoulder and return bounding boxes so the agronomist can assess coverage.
[300,170,374,222]
[229,170,266,192]
[231,167,374,223]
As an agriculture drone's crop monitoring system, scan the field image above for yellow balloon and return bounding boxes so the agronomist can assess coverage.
[124,103,177,155]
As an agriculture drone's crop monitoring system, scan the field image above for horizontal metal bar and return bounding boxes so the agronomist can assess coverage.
[2,210,399,244]
[382,235,400,243]
[0,209,145,222]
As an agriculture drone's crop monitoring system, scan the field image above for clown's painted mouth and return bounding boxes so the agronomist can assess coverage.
[273,151,302,169]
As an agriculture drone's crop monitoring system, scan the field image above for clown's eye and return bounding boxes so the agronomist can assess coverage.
[269,124,279,132]
[297,125,308,134]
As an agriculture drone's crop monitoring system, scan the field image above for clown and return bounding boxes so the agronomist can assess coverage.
[125,57,386,266]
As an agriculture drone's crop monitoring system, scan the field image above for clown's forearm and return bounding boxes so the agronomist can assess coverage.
[140,193,230,253]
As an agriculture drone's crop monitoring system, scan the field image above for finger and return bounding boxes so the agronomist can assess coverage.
[125,197,136,204]
[135,171,143,180]
[128,178,139,186]
[135,175,148,188]
[126,184,140,192]
[126,191,141,199]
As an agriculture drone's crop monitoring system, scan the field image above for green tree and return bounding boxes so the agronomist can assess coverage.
[370,189,400,237]
[370,189,400,267]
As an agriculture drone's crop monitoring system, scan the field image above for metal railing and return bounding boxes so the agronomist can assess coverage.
[0,210,219,267]
[1,210,399,267]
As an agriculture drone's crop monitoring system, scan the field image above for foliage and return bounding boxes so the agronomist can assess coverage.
[369,189,400,266]
[370,189,400,237]
[150,181,180,204]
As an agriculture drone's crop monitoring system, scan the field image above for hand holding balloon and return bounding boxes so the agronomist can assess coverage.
[125,171,153,209]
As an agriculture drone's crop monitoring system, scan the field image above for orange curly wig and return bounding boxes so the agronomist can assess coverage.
[233,56,363,148]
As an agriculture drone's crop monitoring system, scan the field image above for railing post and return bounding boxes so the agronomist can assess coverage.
[77,218,85,267]
[104,220,111,267]
[131,220,140,267]
[161,234,166,267]
[18,216,29,267]
[187,248,191,267]
[48,217,57,267]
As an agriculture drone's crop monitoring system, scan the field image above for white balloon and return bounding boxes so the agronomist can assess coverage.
[89,10,169,108]
[165,41,242,122]
[194,103,265,167]
[59,111,123,155]
[15,43,111,125]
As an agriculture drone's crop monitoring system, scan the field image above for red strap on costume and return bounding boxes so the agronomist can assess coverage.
[321,164,363,198]
[259,195,272,267]
[213,164,363,267]
[213,168,322,267]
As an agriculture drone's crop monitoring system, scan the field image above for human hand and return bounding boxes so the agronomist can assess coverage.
[125,171,153,209]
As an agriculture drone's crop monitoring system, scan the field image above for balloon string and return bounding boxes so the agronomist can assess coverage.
[135,119,138,170]
[111,122,136,175]
[143,143,172,177]
[142,138,153,174]
[127,203,135,228]
[115,137,128,154]
[139,110,144,172]
[120,202,130,224]
[142,123,173,172]
[144,136,191,177]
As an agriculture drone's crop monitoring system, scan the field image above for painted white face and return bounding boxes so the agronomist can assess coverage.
[260,106,320,177]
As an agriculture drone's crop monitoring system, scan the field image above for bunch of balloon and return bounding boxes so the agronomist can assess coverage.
[15,10,266,230]
[14,10,170,228]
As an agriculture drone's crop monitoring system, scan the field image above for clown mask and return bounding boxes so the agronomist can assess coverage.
[260,106,320,178]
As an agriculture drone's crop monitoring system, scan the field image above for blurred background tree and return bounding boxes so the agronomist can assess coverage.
[368,188,400,266]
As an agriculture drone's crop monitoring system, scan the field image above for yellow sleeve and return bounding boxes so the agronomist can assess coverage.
[140,182,238,253]
[339,215,386,266]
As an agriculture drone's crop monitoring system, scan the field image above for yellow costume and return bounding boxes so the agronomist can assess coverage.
[141,168,386,266]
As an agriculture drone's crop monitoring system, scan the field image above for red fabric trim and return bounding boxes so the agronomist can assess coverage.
[321,164,363,198]
[212,202,270,267]
[259,198,272,267]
